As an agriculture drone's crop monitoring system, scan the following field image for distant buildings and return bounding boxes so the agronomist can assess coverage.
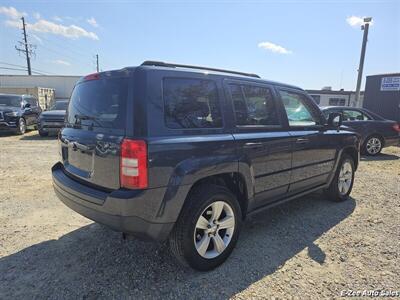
[306,87,364,108]
[0,74,80,108]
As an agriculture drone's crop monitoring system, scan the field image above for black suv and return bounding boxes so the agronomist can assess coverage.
[52,61,360,270]
[0,93,42,134]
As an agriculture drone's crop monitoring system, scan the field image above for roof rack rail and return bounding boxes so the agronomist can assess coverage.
[141,61,260,78]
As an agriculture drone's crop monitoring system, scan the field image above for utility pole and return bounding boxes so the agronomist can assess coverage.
[355,17,372,104]
[96,54,99,72]
[15,17,33,75]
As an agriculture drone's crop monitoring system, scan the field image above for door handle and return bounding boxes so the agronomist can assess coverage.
[295,138,309,144]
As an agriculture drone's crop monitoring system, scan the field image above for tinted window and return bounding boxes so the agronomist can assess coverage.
[230,84,280,126]
[67,77,128,129]
[0,95,21,107]
[27,98,38,107]
[163,78,222,129]
[342,109,370,121]
[279,90,319,126]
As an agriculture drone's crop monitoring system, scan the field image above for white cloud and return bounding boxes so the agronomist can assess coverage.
[6,18,99,40]
[52,16,63,22]
[31,33,43,44]
[33,12,41,19]
[346,16,374,27]
[258,41,292,54]
[52,59,71,66]
[0,6,26,19]
[87,17,99,28]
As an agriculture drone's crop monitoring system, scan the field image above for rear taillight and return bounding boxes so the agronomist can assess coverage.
[120,139,148,189]
[83,73,100,81]
[392,123,400,133]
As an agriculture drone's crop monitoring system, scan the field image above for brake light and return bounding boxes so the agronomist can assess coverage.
[392,123,400,133]
[120,139,148,189]
[83,73,100,81]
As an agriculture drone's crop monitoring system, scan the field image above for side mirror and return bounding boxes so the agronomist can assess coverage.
[327,112,342,129]
[24,103,31,109]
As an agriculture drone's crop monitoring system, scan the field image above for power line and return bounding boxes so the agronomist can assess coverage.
[0,61,56,75]
[0,66,47,75]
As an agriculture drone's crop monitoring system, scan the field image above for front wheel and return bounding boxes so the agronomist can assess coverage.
[325,154,355,202]
[16,118,26,135]
[169,184,242,271]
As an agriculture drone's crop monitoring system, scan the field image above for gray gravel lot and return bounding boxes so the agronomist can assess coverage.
[0,131,399,299]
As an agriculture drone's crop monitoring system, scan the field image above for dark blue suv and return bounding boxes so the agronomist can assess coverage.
[52,61,360,270]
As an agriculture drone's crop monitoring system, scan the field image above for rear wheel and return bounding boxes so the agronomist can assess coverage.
[169,184,242,271]
[363,135,382,156]
[325,154,355,202]
[16,118,26,135]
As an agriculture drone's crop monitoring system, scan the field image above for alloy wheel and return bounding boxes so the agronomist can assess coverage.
[338,160,353,195]
[19,119,26,134]
[194,201,235,259]
[366,137,381,155]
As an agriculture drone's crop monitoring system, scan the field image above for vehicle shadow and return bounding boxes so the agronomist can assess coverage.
[0,193,356,299]
[19,133,57,141]
[360,153,399,161]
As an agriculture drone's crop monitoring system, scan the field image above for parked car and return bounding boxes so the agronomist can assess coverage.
[320,106,400,155]
[38,100,68,137]
[52,61,360,271]
[0,93,41,135]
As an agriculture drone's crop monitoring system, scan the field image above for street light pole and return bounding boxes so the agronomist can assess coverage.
[355,17,372,104]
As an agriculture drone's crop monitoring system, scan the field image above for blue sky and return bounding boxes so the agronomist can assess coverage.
[0,0,399,90]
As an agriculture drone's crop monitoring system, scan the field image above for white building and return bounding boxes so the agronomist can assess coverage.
[0,75,80,101]
[306,88,364,107]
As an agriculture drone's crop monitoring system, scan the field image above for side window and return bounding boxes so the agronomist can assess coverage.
[342,110,370,121]
[279,90,319,127]
[163,78,222,129]
[27,98,37,107]
[229,84,280,126]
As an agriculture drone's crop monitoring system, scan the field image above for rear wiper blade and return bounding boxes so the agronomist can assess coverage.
[75,114,97,121]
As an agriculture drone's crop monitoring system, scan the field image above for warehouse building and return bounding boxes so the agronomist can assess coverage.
[0,75,80,109]
[363,73,400,122]
[306,88,364,107]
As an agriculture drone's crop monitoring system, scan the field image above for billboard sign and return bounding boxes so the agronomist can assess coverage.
[381,76,400,91]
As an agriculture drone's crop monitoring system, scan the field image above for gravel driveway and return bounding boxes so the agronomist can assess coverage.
[0,131,399,299]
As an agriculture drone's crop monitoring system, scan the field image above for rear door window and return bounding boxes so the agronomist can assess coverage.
[163,78,222,129]
[67,77,128,129]
[229,84,280,126]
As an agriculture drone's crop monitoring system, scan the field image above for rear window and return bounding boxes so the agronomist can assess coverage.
[163,78,223,129]
[67,77,128,129]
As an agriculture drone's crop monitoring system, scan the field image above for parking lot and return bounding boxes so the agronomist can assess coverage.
[0,131,399,299]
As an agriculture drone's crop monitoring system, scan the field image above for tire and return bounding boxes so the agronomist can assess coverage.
[362,135,383,156]
[16,118,26,135]
[39,129,48,137]
[169,184,242,271]
[325,153,355,202]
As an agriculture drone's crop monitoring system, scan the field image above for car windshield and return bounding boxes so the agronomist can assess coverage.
[0,95,21,107]
[50,101,68,110]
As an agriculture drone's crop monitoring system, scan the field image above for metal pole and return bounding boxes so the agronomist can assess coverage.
[21,17,32,75]
[96,54,99,72]
[355,22,370,103]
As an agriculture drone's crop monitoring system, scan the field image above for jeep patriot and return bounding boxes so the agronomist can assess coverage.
[52,61,360,270]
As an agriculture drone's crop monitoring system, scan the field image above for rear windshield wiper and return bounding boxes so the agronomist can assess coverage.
[74,113,102,129]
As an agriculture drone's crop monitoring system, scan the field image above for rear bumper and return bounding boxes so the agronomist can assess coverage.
[38,121,64,132]
[52,162,175,241]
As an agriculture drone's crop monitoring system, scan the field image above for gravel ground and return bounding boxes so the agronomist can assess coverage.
[0,131,399,299]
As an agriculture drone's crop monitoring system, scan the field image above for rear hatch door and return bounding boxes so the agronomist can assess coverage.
[60,71,131,190]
